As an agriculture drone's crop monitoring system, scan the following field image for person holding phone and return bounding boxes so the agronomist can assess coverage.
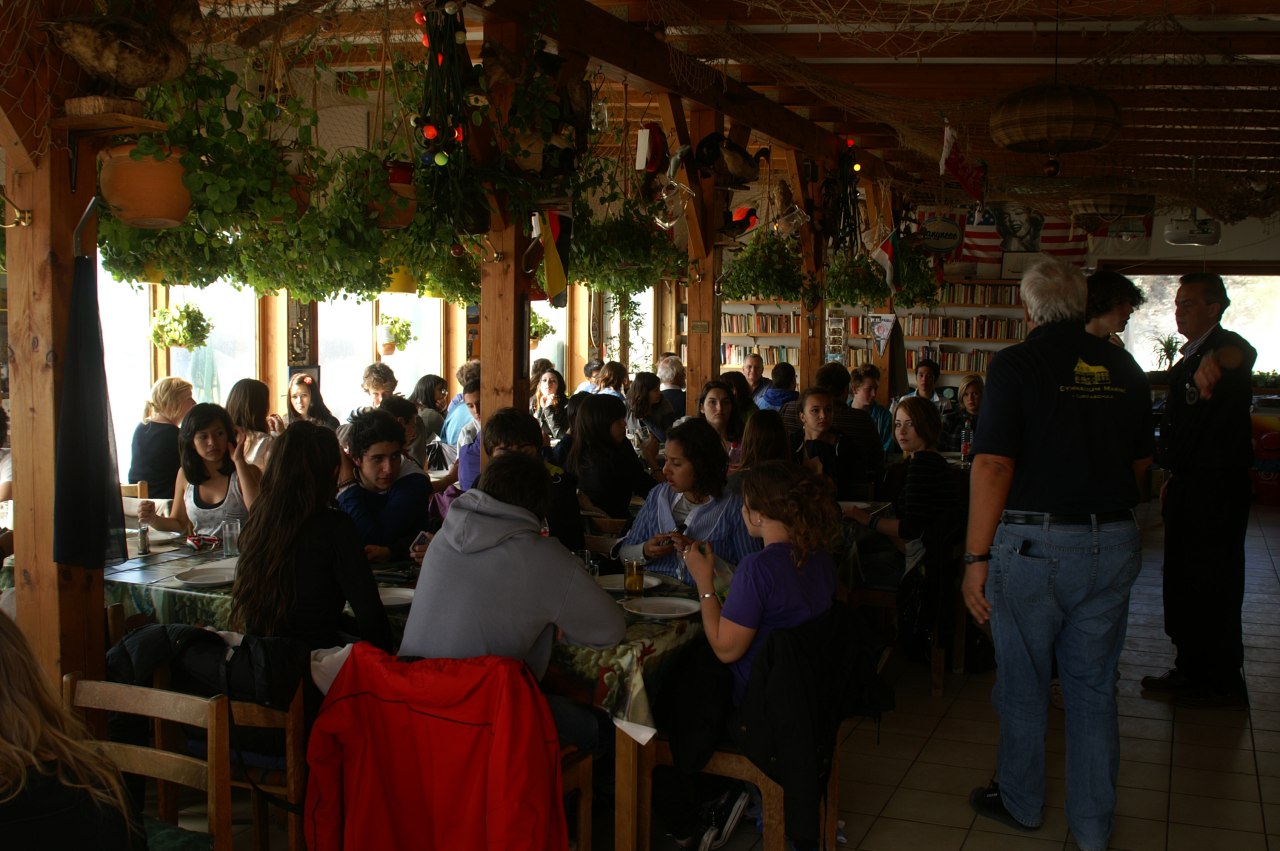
[138,403,261,536]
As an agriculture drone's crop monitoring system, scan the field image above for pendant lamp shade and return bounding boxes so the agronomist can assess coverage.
[989,84,1122,154]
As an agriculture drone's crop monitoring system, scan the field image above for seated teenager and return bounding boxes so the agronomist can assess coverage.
[481,407,585,552]
[596,361,628,400]
[695,380,744,465]
[0,613,138,851]
[530,367,570,440]
[231,422,392,652]
[336,409,431,563]
[844,396,962,587]
[138,403,261,536]
[851,364,894,454]
[286,372,340,431]
[569,393,661,520]
[940,373,983,453]
[355,362,397,415]
[782,362,885,484]
[662,461,840,849]
[225,377,281,472]
[454,380,483,492]
[574,358,604,395]
[792,386,874,501]
[616,418,759,585]
[726,409,790,494]
[626,371,676,443]
[378,395,428,479]
[441,361,481,445]
[757,362,799,411]
[127,376,195,500]
[399,452,625,751]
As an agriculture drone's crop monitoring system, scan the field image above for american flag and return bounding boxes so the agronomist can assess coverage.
[960,207,1087,273]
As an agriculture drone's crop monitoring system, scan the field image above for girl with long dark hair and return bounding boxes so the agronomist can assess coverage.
[225,378,280,471]
[287,372,340,430]
[625,371,675,442]
[567,393,660,519]
[231,421,392,651]
[530,368,570,439]
[137,403,260,536]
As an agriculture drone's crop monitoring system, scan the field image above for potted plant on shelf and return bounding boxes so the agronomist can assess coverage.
[376,314,417,355]
[151,303,212,349]
[1147,332,1180,384]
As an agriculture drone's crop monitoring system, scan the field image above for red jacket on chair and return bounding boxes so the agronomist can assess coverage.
[305,644,567,850]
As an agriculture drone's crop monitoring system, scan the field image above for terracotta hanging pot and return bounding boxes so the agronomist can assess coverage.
[370,159,417,230]
[99,143,192,229]
[376,324,397,356]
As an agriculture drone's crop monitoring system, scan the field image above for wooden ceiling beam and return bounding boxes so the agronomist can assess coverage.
[728,64,1280,91]
[475,0,843,163]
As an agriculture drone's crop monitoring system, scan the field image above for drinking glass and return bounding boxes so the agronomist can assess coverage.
[221,519,241,557]
[623,558,646,598]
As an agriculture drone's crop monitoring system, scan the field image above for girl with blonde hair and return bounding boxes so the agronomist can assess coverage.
[0,614,136,848]
[126,376,194,500]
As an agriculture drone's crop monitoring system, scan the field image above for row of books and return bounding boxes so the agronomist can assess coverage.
[907,346,998,373]
[720,312,803,334]
[902,314,1026,340]
[938,282,1023,305]
[720,344,799,367]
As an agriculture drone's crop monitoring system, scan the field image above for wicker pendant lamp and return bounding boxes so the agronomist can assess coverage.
[989,1,1122,156]
[989,84,1121,154]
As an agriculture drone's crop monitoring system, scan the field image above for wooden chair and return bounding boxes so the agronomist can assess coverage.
[62,673,234,851]
[635,719,851,851]
[560,746,593,851]
[227,683,307,851]
[106,602,126,647]
[121,481,148,499]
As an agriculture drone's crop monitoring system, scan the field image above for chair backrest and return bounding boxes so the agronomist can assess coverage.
[121,481,148,500]
[63,673,234,851]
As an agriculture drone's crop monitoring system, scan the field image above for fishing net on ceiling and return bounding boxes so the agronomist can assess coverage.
[646,0,1280,224]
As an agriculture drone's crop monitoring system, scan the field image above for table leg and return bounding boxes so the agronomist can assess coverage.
[614,725,639,851]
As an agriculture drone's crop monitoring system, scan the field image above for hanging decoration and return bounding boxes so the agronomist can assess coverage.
[821,139,862,253]
[939,124,986,203]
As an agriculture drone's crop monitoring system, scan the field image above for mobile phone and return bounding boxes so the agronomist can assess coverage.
[411,530,431,550]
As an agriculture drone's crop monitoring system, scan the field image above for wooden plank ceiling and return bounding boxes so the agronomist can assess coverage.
[192,0,1280,224]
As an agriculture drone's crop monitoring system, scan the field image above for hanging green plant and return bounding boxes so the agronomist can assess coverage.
[529,312,555,341]
[892,250,941,309]
[824,250,889,308]
[570,195,685,302]
[151,303,212,349]
[99,207,237,287]
[720,229,812,301]
[377,314,417,354]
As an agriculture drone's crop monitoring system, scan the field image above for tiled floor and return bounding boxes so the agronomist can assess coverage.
[224,499,1280,850]
[681,500,1280,851]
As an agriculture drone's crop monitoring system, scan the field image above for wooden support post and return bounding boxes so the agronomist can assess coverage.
[257,292,289,417]
[782,149,826,389]
[671,106,721,413]
[862,181,897,404]
[442,301,469,392]
[654,280,677,368]
[478,214,532,431]
[149,283,169,385]
[566,283,591,387]
[8,139,105,683]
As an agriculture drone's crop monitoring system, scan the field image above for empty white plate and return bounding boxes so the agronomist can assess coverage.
[174,567,235,588]
[621,597,701,619]
[378,587,415,609]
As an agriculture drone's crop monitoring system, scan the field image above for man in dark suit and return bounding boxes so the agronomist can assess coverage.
[1143,272,1256,708]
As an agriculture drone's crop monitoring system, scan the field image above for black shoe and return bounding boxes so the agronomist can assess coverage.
[1175,687,1249,710]
[703,788,750,849]
[969,783,1041,832]
[1140,669,1193,693]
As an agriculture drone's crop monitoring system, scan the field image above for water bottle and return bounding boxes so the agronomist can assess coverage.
[960,417,974,462]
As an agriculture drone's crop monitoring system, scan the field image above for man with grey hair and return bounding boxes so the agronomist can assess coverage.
[1142,272,1255,708]
[742,352,772,403]
[961,257,1152,851]
[658,355,687,417]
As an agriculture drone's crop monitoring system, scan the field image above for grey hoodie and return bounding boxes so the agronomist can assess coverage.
[398,489,625,678]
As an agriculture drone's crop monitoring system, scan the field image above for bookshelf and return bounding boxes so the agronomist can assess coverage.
[903,279,1026,377]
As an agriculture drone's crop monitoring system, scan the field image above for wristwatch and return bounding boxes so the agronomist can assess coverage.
[963,552,992,564]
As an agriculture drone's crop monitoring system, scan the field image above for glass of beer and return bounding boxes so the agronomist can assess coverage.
[623,558,646,598]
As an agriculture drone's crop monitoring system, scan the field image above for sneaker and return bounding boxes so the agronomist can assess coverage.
[969,783,1041,832]
[706,789,751,849]
[1140,668,1193,692]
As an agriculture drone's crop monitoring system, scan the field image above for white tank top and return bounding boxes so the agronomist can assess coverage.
[185,471,248,536]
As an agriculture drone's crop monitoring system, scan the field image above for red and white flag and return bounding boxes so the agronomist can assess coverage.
[872,232,898,292]
[940,126,986,203]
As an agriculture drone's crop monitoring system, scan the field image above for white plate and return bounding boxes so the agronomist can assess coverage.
[621,597,701,619]
[174,567,235,588]
[379,587,415,610]
[128,528,183,542]
[596,574,661,592]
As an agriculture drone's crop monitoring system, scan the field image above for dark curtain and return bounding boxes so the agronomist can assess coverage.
[53,255,127,568]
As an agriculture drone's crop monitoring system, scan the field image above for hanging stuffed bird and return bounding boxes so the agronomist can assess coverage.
[40,0,199,92]
[694,132,771,186]
[718,206,758,238]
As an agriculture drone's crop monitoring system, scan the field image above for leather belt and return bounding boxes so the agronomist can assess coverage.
[1001,510,1133,526]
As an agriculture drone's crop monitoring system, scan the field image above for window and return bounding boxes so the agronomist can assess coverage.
[1125,275,1280,373]
[97,260,153,480]
[168,284,259,405]
[317,296,375,418]
[377,293,445,383]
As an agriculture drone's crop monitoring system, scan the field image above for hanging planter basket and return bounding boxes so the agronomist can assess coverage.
[99,143,192,229]
[369,160,418,230]
[989,84,1121,154]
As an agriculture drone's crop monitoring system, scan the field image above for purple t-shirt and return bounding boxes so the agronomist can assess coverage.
[721,542,836,704]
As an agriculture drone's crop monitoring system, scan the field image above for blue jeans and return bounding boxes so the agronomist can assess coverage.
[986,517,1141,851]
